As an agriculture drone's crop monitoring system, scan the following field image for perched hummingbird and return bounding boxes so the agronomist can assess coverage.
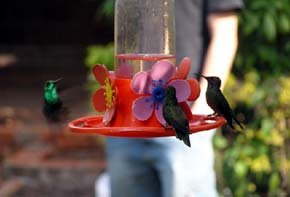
[163,86,191,147]
[43,78,68,124]
[199,74,243,130]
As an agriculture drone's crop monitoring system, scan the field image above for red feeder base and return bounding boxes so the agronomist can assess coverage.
[69,73,226,138]
[69,115,226,138]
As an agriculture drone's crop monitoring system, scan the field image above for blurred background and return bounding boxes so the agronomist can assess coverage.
[0,0,289,196]
[0,0,113,196]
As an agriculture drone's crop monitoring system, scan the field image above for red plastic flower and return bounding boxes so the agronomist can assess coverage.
[92,64,117,125]
[173,57,200,101]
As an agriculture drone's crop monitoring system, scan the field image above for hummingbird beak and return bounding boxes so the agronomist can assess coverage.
[52,78,62,83]
[194,73,208,80]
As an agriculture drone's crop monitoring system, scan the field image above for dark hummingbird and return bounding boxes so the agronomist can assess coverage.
[198,74,243,130]
[163,86,191,147]
[42,78,69,124]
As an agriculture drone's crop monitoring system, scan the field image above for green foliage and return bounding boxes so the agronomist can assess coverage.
[100,0,115,18]
[96,0,115,21]
[235,0,290,77]
[216,74,290,196]
[85,44,114,96]
[215,0,290,195]
[85,44,114,71]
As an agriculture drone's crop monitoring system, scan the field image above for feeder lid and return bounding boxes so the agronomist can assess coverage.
[68,114,226,138]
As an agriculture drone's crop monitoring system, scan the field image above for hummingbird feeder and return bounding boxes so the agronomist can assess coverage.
[68,0,225,137]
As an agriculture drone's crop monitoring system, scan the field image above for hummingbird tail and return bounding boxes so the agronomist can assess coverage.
[228,122,236,130]
[236,121,244,130]
[232,114,244,130]
[182,135,191,147]
[175,132,191,147]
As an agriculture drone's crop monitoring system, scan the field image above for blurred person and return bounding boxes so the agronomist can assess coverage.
[96,0,243,196]
[95,172,111,197]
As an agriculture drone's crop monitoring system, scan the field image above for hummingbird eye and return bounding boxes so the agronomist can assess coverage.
[45,81,55,89]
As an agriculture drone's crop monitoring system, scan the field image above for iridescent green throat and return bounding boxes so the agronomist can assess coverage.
[44,82,59,104]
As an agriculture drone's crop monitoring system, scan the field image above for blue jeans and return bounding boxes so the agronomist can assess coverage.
[106,131,217,197]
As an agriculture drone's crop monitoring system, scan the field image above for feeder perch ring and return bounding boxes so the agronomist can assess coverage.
[69,114,226,138]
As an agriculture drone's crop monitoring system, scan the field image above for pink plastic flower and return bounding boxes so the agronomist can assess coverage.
[92,64,117,125]
[131,60,191,126]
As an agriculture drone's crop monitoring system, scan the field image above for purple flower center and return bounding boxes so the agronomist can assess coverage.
[152,85,165,104]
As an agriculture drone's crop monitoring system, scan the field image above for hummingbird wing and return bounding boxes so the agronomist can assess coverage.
[57,83,90,118]
[211,89,243,130]
[43,100,68,123]
[42,83,89,126]
[163,104,191,147]
[58,84,88,105]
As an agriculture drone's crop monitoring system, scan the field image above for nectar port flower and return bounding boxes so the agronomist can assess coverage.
[104,77,115,108]
[131,60,191,126]
[92,64,117,125]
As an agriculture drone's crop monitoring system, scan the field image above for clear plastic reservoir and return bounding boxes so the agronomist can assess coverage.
[114,0,176,78]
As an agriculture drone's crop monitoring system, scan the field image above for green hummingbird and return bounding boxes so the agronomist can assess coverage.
[163,86,191,147]
[43,78,68,124]
[199,74,243,130]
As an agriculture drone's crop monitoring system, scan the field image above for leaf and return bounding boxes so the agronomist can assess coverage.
[85,44,114,70]
[98,0,115,19]
[241,12,259,36]
[269,172,280,192]
[234,161,248,178]
[263,13,276,42]
[278,13,290,33]
[213,135,228,149]
[261,118,274,134]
